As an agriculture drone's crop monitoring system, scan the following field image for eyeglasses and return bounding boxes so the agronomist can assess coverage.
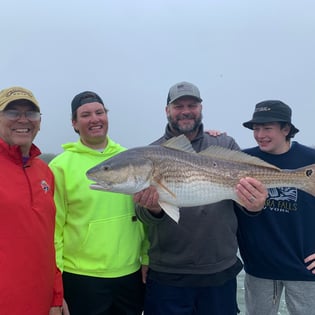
[1,110,42,121]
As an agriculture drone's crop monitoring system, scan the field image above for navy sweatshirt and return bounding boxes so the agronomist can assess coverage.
[236,141,315,281]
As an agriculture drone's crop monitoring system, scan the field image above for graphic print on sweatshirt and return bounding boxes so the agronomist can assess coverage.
[264,187,298,213]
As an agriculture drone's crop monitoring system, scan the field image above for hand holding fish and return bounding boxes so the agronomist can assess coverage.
[134,186,162,215]
[304,254,315,274]
[236,177,268,212]
[205,129,227,137]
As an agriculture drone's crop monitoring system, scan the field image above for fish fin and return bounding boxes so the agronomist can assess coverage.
[155,178,179,223]
[199,146,281,170]
[158,201,180,223]
[162,135,196,153]
[155,178,177,199]
[89,184,108,191]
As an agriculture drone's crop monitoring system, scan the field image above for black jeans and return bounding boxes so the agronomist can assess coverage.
[63,270,144,315]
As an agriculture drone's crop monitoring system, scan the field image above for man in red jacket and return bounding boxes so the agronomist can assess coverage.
[0,86,65,314]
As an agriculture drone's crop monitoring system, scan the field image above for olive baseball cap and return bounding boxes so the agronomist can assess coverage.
[0,86,40,111]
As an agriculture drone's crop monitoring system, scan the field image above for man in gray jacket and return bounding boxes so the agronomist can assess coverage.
[134,81,267,315]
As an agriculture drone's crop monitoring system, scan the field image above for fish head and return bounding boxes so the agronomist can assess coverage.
[86,150,154,194]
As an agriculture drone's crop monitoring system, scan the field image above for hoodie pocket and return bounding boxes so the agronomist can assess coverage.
[75,214,143,272]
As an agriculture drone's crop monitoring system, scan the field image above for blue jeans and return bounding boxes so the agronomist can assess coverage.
[144,277,239,315]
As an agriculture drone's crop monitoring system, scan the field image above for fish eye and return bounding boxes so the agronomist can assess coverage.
[103,166,110,171]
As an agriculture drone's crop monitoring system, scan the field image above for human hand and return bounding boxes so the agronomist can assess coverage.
[205,130,227,137]
[49,306,62,315]
[305,253,315,274]
[236,177,268,212]
[62,299,70,315]
[141,265,149,284]
[133,186,162,214]
[49,299,70,315]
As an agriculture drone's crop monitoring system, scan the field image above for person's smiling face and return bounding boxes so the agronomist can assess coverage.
[0,100,41,156]
[253,122,290,154]
[72,102,109,149]
[166,96,202,138]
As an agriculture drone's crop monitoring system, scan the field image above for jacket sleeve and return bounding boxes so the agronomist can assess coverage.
[234,202,263,216]
[49,162,67,272]
[136,204,167,226]
[140,222,150,265]
[51,266,64,306]
[49,163,64,306]
[219,135,241,150]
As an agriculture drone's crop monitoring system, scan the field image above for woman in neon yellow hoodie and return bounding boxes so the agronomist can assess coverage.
[49,91,148,315]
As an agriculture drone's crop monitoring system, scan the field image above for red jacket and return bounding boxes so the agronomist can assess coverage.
[0,139,63,314]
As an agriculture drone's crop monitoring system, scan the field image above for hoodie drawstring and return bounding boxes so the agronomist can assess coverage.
[273,280,278,304]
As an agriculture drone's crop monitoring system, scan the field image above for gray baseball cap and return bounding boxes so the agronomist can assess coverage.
[167,81,202,104]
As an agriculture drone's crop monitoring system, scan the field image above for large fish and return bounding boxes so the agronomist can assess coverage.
[86,135,315,223]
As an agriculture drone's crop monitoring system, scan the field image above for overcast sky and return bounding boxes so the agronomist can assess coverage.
[1,0,315,154]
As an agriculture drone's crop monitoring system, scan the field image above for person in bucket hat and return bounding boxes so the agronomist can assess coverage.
[243,100,299,139]
[236,100,315,315]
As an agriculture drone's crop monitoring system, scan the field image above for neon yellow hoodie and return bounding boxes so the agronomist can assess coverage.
[49,137,148,278]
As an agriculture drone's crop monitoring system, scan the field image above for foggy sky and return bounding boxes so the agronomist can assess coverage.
[1,0,315,154]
